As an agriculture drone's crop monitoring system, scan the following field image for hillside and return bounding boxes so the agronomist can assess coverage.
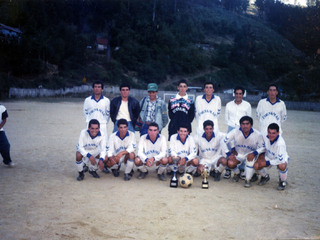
[0,0,319,100]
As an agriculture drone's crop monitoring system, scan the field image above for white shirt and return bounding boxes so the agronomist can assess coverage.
[256,98,287,135]
[116,100,131,121]
[198,131,225,160]
[195,94,221,136]
[225,100,251,128]
[169,134,197,161]
[264,135,289,165]
[0,104,8,131]
[107,130,136,157]
[77,129,107,159]
[83,95,110,124]
[137,134,167,162]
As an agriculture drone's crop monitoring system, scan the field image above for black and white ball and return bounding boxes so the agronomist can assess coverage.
[179,173,193,188]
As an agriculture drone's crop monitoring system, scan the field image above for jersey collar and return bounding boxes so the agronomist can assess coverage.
[240,128,254,139]
[202,94,215,103]
[177,134,189,145]
[202,132,215,142]
[87,130,101,139]
[146,133,160,144]
[116,130,129,140]
[266,97,280,105]
[91,94,104,102]
[267,135,279,145]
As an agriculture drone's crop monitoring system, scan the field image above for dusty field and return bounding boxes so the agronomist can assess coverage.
[0,98,319,240]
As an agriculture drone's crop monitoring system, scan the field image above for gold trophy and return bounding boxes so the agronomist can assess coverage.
[170,157,180,188]
[201,167,209,189]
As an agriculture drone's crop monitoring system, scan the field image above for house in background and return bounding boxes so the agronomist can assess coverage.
[0,23,22,43]
[96,37,108,52]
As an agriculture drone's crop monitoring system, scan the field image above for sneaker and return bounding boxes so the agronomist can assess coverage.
[244,180,252,188]
[103,168,110,174]
[240,170,246,180]
[251,173,258,182]
[258,174,270,186]
[232,173,240,182]
[89,170,100,178]
[224,169,231,179]
[193,171,201,177]
[77,171,84,181]
[214,170,221,182]
[124,173,131,181]
[83,164,88,173]
[4,162,15,167]
[128,169,134,177]
[209,171,215,177]
[277,180,287,191]
[112,166,120,177]
[138,171,148,179]
[158,173,167,181]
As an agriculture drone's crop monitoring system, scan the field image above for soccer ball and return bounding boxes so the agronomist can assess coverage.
[179,173,193,188]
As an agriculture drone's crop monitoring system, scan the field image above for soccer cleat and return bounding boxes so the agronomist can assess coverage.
[214,170,221,182]
[103,168,110,174]
[193,171,201,177]
[240,170,246,180]
[4,162,15,167]
[251,173,258,182]
[224,169,231,179]
[277,180,287,191]
[112,166,120,177]
[138,171,148,179]
[128,169,134,177]
[89,170,100,178]
[83,164,88,173]
[77,171,84,181]
[209,170,215,177]
[158,173,167,181]
[124,173,131,181]
[244,180,252,188]
[232,173,240,182]
[258,174,270,186]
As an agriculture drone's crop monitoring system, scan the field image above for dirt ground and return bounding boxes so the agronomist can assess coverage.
[0,98,319,240]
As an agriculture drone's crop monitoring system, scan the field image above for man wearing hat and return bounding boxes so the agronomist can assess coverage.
[136,83,168,136]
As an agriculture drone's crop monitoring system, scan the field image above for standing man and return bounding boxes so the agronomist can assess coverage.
[75,119,106,181]
[134,122,168,181]
[254,123,289,190]
[110,83,140,133]
[168,79,195,140]
[256,84,287,136]
[105,119,136,181]
[83,80,110,139]
[197,120,227,181]
[195,81,221,139]
[136,83,168,136]
[168,125,198,175]
[0,104,14,167]
[224,86,252,179]
[221,116,265,188]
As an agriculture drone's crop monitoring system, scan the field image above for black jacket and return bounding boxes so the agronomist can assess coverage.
[110,96,141,126]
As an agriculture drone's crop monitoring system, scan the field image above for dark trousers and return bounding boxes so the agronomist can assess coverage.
[0,131,12,164]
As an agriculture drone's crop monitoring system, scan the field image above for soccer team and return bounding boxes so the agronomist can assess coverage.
[75,80,289,190]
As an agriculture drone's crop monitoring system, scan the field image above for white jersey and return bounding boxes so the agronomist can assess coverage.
[256,98,287,135]
[137,134,167,162]
[77,129,107,159]
[83,95,110,124]
[225,100,251,128]
[222,127,265,160]
[198,131,225,161]
[0,104,8,131]
[195,94,221,136]
[107,131,136,157]
[264,135,289,165]
[169,134,197,161]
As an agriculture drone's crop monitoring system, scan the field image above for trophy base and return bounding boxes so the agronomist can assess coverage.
[202,181,209,189]
[170,180,178,188]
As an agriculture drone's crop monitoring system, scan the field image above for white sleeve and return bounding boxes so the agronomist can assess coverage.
[107,134,115,157]
[154,136,167,162]
[221,130,235,155]
[186,136,197,161]
[281,101,287,123]
[169,137,177,157]
[137,137,148,162]
[126,133,136,153]
[105,98,110,123]
[78,130,89,157]
[83,99,89,122]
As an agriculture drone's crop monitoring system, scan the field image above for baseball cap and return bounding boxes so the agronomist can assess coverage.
[147,83,158,92]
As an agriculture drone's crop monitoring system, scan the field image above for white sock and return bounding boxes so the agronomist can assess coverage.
[125,159,134,174]
[76,160,84,172]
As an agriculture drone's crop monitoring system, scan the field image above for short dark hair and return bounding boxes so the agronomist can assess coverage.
[117,118,128,127]
[92,80,104,89]
[89,119,100,128]
[203,120,214,129]
[268,123,279,132]
[204,81,214,89]
[178,79,188,86]
[120,83,131,91]
[268,84,278,91]
[239,116,253,125]
[148,122,159,130]
[234,86,244,94]
[178,124,189,131]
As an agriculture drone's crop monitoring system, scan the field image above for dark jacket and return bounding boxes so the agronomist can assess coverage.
[110,96,141,126]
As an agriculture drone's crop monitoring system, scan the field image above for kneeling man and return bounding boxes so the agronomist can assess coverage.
[168,125,198,175]
[134,122,168,181]
[105,119,136,181]
[254,123,289,190]
[221,116,265,187]
[197,120,227,181]
[76,119,106,181]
